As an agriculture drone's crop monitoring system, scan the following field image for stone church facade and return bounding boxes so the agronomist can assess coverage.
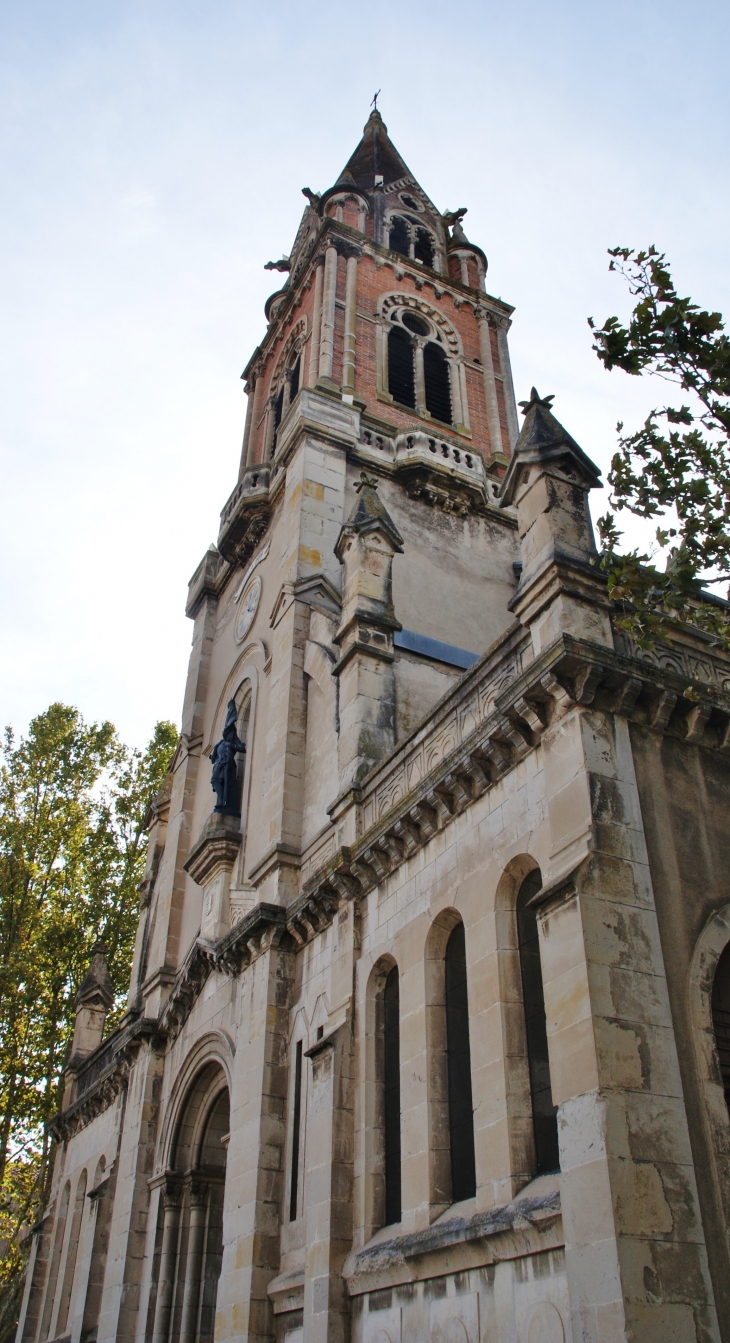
[16,112,730,1343]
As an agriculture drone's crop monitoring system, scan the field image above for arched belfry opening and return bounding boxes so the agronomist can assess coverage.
[151,1065,230,1343]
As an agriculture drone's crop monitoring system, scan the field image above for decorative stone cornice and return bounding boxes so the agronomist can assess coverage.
[159,902,291,1040]
[286,626,730,941]
[186,545,231,619]
[217,466,272,566]
[49,1017,164,1142]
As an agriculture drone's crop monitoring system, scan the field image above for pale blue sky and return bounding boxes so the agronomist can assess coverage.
[1,0,728,748]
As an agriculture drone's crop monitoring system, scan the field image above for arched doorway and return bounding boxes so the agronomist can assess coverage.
[152,1065,230,1343]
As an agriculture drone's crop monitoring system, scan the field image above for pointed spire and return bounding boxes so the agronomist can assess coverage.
[500,389,601,507]
[335,472,404,557]
[339,109,413,191]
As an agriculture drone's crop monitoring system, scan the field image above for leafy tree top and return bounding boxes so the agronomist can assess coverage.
[588,246,730,648]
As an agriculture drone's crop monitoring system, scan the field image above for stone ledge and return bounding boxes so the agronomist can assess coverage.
[183,812,242,886]
[344,1177,562,1295]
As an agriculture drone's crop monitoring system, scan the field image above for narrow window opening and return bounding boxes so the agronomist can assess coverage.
[388,216,409,258]
[289,356,300,403]
[712,942,730,1118]
[235,696,251,816]
[81,1158,112,1343]
[289,1040,303,1222]
[388,327,416,409]
[414,228,434,267]
[40,1181,69,1342]
[56,1170,87,1336]
[517,869,560,1175]
[445,923,476,1201]
[424,343,452,424]
[273,385,284,432]
[383,966,401,1225]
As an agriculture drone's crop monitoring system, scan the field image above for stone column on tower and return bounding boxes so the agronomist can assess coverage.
[476,306,504,457]
[307,259,324,387]
[341,250,359,398]
[318,243,339,386]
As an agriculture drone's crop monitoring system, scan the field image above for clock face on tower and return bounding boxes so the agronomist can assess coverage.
[235,575,262,643]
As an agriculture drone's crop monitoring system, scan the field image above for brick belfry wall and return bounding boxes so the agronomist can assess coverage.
[19,112,730,1343]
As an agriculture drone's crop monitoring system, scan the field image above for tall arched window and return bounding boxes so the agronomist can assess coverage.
[712,942,730,1117]
[55,1169,87,1336]
[388,217,410,258]
[81,1157,112,1343]
[388,327,416,409]
[383,966,401,1225]
[414,228,434,267]
[444,923,476,1201]
[40,1181,69,1341]
[423,343,452,425]
[517,870,559,1175]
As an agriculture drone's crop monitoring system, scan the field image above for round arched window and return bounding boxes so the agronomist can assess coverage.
[401,311,429,337]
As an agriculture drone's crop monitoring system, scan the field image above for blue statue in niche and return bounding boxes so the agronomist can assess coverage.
[210,699,246,816]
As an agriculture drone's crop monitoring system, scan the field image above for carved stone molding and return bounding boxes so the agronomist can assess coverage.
[218,467,271,566]
[49,1017,164,1142]
[286,628,730,941]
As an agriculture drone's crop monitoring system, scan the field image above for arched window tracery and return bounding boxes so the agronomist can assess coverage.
[386,311,455,426]
[387,215,437,270]
[516,870,560,1175]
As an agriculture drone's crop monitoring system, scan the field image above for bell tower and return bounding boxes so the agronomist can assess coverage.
[170,107,523,917]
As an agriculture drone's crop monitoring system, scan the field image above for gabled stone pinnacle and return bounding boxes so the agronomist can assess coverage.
[76,943,114,1010]
[335,472,404,558]
[499,388,602,507]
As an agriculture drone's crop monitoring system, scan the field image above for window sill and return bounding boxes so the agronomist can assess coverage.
[375,391,472,439]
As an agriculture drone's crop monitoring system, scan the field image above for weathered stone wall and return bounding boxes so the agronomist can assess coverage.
[629,726,730,1337]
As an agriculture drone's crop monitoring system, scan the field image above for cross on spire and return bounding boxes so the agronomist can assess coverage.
[370,89,381,112]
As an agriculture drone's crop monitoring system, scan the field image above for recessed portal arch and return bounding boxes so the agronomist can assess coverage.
[151,1063,230,1343]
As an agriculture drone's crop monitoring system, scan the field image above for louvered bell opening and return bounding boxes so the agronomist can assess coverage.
[388,327,416,409]
[389,216,410,258]
[414,228,434,267]
[424,343,452,424]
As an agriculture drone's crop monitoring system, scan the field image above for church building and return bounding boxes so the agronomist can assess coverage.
[16,110,730,1343]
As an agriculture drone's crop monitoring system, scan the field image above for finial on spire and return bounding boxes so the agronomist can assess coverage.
[370,89,381,112]
[354,471,378,494]
[519,387,555,415]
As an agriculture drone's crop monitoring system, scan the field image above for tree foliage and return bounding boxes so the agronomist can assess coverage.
[588,246,730,648]
[0,705,177,1328]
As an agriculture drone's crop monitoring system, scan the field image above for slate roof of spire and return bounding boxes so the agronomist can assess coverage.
[340,109,414,190]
